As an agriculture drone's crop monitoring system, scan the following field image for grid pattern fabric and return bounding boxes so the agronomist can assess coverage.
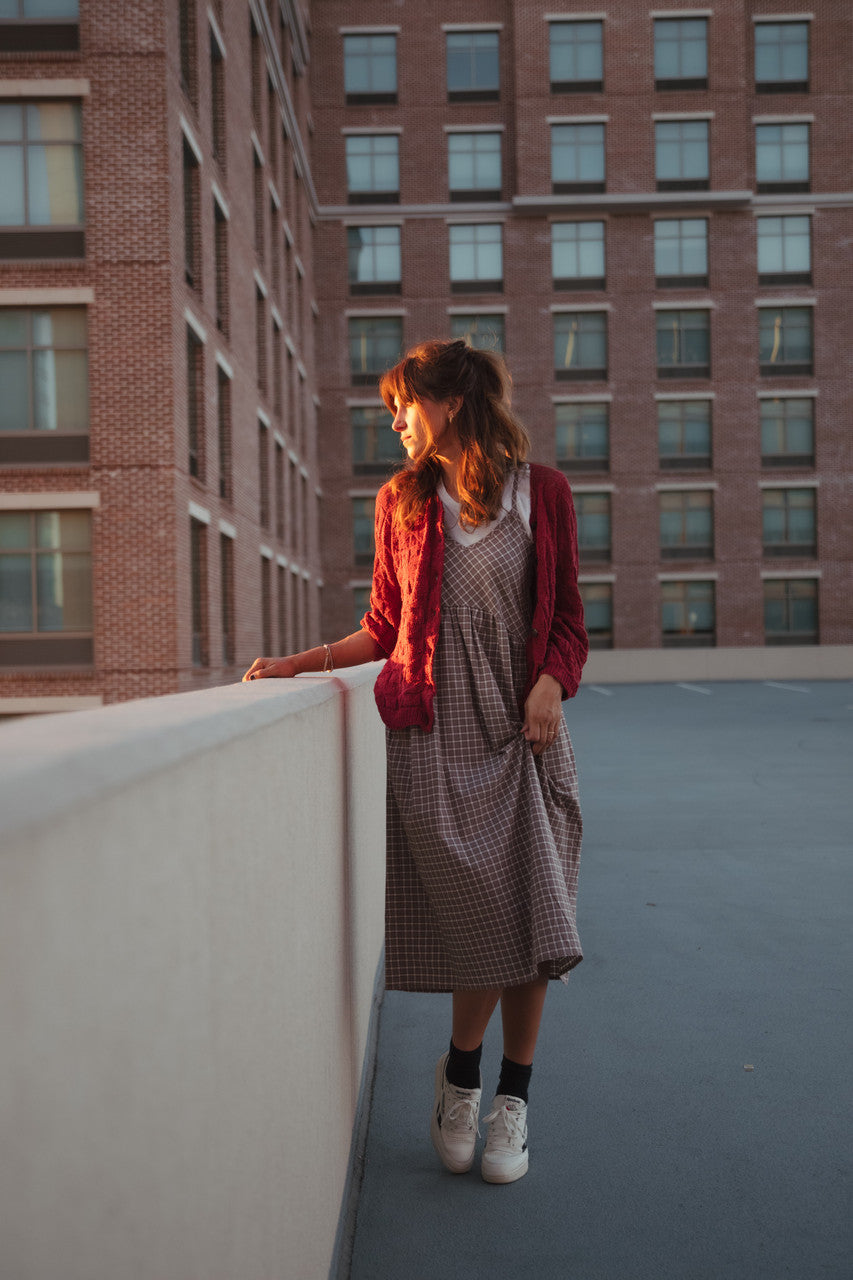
[385,469,583,992]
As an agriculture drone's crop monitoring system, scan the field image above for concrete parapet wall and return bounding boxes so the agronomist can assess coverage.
[583,644,853,684]
[0,666,387,1280]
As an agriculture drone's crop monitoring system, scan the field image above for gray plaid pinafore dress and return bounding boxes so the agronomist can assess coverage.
[384,467,583,992]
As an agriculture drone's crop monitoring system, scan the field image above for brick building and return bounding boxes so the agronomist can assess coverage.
[0,0,322,713]
[1,1,851,715]
[311,0,852,672]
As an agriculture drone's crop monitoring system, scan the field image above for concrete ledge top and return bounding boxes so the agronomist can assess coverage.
[0,665,384,844]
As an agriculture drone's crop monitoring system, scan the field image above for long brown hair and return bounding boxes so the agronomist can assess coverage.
[379,338,530,530]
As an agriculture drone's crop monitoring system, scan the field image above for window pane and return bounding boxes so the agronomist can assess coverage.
[33,306,87,347]
[447,31,499,92]
[27,144,84,224]
[450,314,505,352]
[344,35,397,95]
[0,351,29,430]
[552,221,605,279]
[655,19,707,79]
[0,146,26,225]
[347,226,401,284]
[550,21,602,82]
[37,549,92,630]
[34,349,88,430]
[25,102,81,143]
[551,124,604,183]
[0,103,24,142]
[0,553,32,632]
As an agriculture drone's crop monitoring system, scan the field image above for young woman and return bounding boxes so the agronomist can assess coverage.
[243,338,587,1184]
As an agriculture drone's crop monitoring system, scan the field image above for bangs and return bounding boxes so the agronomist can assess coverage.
[379,355,429,413]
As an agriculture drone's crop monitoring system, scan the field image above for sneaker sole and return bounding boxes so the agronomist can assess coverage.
[481,1152,529,1184]
[430,1056,476,1175]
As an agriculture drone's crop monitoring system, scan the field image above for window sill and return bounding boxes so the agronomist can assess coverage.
[0,20,79,52]
[763,545,816,558]
[0,435,89,466]
[662,634,716,648]
[655,78,708,91]
[0,228,85,260]
[656,275,708,289]
[345,93,397,106]
[347,192,400,205]
[759,364,813,378]
[552,182,606,196]
[449,190,502,203]
[659,456,712,469]
[660,547,714,560]
[555,368,608,382]
[558,459,610,473]
[765,633,818,645]
[756,81,809,94]
[349,282,402,296]
[758,272,812,287]
[756,182,810,195]
[550,81,603,94]
[554,277,606,291]
[657,366,711,380]
[761,455,814,468]
[448,89,500,103]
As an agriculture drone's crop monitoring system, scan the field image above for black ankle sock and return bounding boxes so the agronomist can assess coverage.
[445,1039,482,1090]
[497,1055,533,1104]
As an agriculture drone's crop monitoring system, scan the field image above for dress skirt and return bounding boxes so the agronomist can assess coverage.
[384,479,583,993]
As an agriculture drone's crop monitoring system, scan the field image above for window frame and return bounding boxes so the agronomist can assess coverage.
[654,217,709,288]
[656,309,711,379]
[0,0,79,53]
[761,486,816,558]
[755,122,810,195]
[659,489,715,560]
[343,33,398,106]
[345,133,400,205]
[755,20,809,94]
[447,131,502,202]
[550,122,606,195]
[352,495,377,566]
[448,223,504,294]
[758,306,814,377]
[757,214,811,286]
[654,17,709,91]
[446,30,500,102]
[579,580,613,649]
[654,119,710,192]
[348,314,404,385]
[763,577,818,644]
[657,398,712,470]
[661,579,716,647]
[0,99,85,259]
[553,311,608,381]
[574,491,611,562]
[555,400,610,472]
[0,305,90,465]
[347,224,402,295]
[548,20,604,94]
[350,402,402,474]
[760,396,814,468]
[552,220,606,291]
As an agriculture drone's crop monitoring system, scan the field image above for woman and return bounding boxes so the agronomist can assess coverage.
[243,338,587,1184]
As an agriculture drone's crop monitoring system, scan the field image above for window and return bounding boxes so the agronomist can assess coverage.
[758,307,813,376]
[579,582,612,649]
[449,223,503,293]
[348,315,403,384]
[0,509,93,667]
[347,225,401,294]
[554,312,607,380]
[757,215,810,285]
[220,533,235,665]
[764,578,817,644]
[446,30,500,101]
[277,563,288,653]
[255,286,267,395]
[654,19,708,90]
[555,402,609,471]
[351,404,401,474]
[575,492,611,561]
[760,397,814,468]
[655,120,709,191]
[661,580,715,646]
[261,555,272,654]
[217,364,232,501]
[0,0,79,53]
[755,124,809,194]
[656,310,710,378]
[183,138,200,286]
[186,325,204,479]
[353,585,371,629]
[253,149,264,260]
[346,134,399,203]
[214,200,229,335]
[210,28,226,168]
[654,219,708,287]
[0,308,88,465]
[658,400,712,469]
[352,497,376,565]
[551,124,605,194]
[190,517,209,667]
[549,21,603,93]
[762,488,816,557]
[660,490,713,559]
[450,313,506,353]
[448,132,502,201]
[344,34,397,105]
[755,21,809,93]
[552,221,605,290]
[258,420,270,528]
[275,439,285,540]
[179,0,198,105]
[0,101,84,258]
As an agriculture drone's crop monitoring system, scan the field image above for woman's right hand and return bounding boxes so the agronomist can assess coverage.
[242,655,300,681]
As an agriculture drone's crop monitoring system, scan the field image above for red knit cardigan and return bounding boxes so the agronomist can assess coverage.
[361,462,588,731]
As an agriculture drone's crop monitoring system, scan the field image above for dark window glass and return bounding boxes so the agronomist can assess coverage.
[760,397,814,467]
[661,580,715,645]
[344,34,397,102]
[554,312,607,379]
[755,124,809,192]
[658,399,711,468]
[448,132,502,199]
[220,534,235,665]
[190,517,208,666]
[580,581,612,649]
[0,510,91,635]
[186,326,203,479]
[764,578,817,644]
[350,404,402,473]
[555,402,609,470]
[655,120,709,190]
[347,225,401,293]
[210,29,226,167]
[758,307,813,375]
[654,18,708,87]
[757,215,810,283]
[214,200,229,334]
[755,22,809,90]
[656,310,710,377]
[449,223,503,291]
[450,313,506,353]
[659,490,714,558]
[217,365,232,501]
[575,492,610,561]
[446,31,500,98]
[352,584,371,630]
[552,221,605,288]
[345,134,399,202]
[183,138,200,286]
[762,488,816,556]
[654,218,708,285]
[258,421,270,528]
[551,123,605,193]
[549,21,603,91]
[348,315,403,384]
[0,307,88,445]
[352,496,376,565]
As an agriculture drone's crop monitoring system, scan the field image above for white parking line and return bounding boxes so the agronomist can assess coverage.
[764,681,810,693]
[677,682,712,695]
[586,685,615,696]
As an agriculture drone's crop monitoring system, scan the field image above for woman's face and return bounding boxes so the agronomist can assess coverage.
[390,396,458,459]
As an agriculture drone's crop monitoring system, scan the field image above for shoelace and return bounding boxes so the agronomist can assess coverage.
[483,1103,525,1148]
[443,1094,480,1135]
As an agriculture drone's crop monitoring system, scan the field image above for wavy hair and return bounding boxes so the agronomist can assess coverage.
[379,338,530,531]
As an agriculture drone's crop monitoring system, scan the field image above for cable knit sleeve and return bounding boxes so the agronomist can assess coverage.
[541,473,588,698]
[360,484,401,659]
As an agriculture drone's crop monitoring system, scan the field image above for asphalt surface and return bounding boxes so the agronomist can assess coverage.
[347,681,852,1280]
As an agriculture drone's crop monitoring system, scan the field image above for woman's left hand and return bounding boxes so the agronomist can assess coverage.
[522,673,564,755]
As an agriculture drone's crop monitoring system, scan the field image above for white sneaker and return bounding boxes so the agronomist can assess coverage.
[481,1094,529,1184]
[430,1052,481,1174]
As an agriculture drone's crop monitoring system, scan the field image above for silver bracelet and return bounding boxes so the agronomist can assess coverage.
[322,643,334,674]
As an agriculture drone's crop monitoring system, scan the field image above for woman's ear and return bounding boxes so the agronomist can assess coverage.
[448,395,463,419]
